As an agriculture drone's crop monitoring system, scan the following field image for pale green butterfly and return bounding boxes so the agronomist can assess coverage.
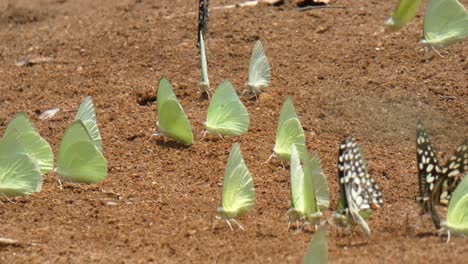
[0,134,42,196]
[333,138,383,236]
[199,31,210,97]
[272,97,306,162]
[288,145,329,229]
[3,112,53,174]
[56,120,107,184]
[246,40,270,95]
[205,80,250,136]
[156,77,193,145]
[216,143,255,230]
[385,0,422,31]
[421,0,468,49]
[441,174,468,240]
[303,225,328,264]
[74,96,103,151]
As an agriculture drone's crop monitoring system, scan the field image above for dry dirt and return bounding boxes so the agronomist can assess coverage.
[0,0,467,263]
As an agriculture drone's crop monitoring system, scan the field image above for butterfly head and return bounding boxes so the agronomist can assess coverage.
[216,207,237,220]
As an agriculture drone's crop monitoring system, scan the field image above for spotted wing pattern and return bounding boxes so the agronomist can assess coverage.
[197,0,209,48]
[338,137,384,215]
[416,123,467,207]
[435,140,467,205]
[416,123,442,213]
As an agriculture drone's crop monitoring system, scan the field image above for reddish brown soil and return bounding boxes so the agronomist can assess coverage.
[0,0,467,263]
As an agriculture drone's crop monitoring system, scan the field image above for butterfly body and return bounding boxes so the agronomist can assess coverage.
[156,77,193,145]
[289,145,329,228]
[416,123,467,227]
[205,81,249,137]
[246,40,270,96]
[197,0,209,48]
[421,0,468,49]
[385,0,422,31]
[74,96,103,151]
[56,120,107,184]
[273,97,306,162]
[0,133,42,196]
[303,225,328,264]
[217,144,255,230]
[333,138,383,236]
[199,31,210,97]
[441,174,468,238]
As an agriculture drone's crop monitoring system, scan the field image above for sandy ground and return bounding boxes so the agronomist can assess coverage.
[0,0,467,263]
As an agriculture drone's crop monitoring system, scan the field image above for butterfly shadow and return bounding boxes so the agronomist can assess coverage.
[154,138,191,150]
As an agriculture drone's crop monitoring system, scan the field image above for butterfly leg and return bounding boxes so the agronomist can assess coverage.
[432,47,444,58]
[231,219,245,231]
[212,216,221,230]
[225,219,234,231]
[199,130,208,141]
[241,89,248,98]
[145,132,160,143]
[58,177,63,190]
[1,195,14,204]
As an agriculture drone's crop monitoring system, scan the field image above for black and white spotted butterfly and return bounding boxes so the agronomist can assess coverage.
[197,0,209,48]
[333,137,384,236]
[416,123,467,212]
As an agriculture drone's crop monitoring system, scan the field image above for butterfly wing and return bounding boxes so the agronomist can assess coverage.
[157,77,177,108]
[247,40,270,94]
[423,0,468,48]
[445,174,468,236]
[290,145,306,216]
[74,96,102,151]
[56,120,107,184]
[3,112,37,136]
[308,151,330,211]
[434,140,467,205]
[0,133,25,158]
[197,0,209,47]
[274,118,306,162]
[416,124,440,196]
[199,31,210,94]
[206,81,249,136]
[302,152,323,223]
[337,138,383,234]
[416,123,442,212]
[303,225,328,264]
[3,113,53,174]
[277,97,299,135]
[385,0,422,31]
[219,143,255,219]
[158,100,193,145]
[2,131,53,174]
[0,153,42,196]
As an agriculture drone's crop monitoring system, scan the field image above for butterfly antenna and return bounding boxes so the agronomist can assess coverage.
[263,153,274,164]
